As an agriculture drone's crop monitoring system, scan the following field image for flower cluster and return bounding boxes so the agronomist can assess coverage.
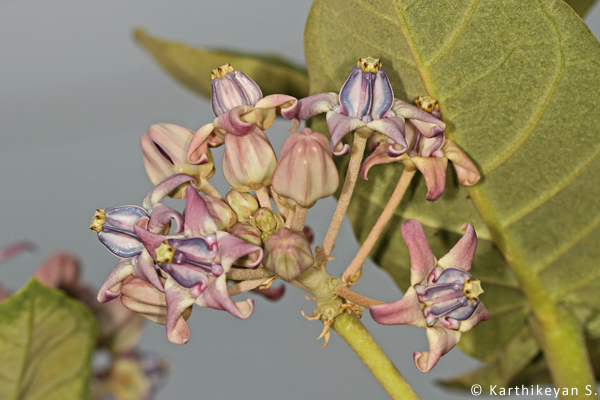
[90,59,488,374]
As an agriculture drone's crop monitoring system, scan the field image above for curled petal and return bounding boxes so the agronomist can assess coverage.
[411,157,448,201]
[401,220,437,285]
[216,231,263,272]
[279,92,339,130]
[142,174,196,210]
[196,274,254,319]
[33,252,80,290]
[370,287,427,328]
[391,99,445,137]
[414,326,461,372]
[443,140,481,186]
[161,262,209,292]
[459,302,490,333]
[213,106,254,136]
[325,112,365,156]
[164,278,195,344]
[148,204,184,234]
[121,295,167,318]
[97,258,135,303]
[183,186,218,237]
[417,132,445,158]
[367,116,407,151]
[437,223,477,272]
[0,242,35,264]
[133,218,170,259]
[360,143,402,180]
[133,251,164,292]
[253,94,299,130]
[187,123,217,165]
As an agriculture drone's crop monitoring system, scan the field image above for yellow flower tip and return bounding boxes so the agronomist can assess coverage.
[211,63,235,80]
[415,96,439,113]
[463,279,484,302]
[90,209,106,232]
[357,57,382,72]
[155,241,176,265]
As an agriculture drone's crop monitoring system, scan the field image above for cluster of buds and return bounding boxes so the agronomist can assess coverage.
[90,58,488,374]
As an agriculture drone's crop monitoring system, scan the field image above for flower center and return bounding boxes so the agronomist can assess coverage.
[89,209,105,232]
[211,63,235,79]
[155,241,176,264]
[463,279,484,302]
[357,57,382,72]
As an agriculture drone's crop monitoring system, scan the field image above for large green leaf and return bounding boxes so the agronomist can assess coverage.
[305,0,600,386]
[565,0,598,16]
[0,279,97,400]
[134,29,309,100]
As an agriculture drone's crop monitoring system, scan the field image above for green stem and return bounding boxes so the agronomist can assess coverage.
[470,187,595,399]
[332,313,420,400]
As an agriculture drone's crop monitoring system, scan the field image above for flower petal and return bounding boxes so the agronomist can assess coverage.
[187,123,215,165]
[133,217,170,259]
[411,157,448,201]
[216,231,263,272]
[0,242,35,264]
[183,186,218,237]
[252,285,285,301]
[148,204,184,234]
[360,143,402,180]
[253,94,299,131]
[414,326,461,372]
[391,99,445,137]
[195,274,254,319]
[369,287,427,327]
[276,93,339,131]
[213,106,255,136]
[401,220,437,285]
[142,174,197,210]
[366,116,408,151]
[443,140,481,186]
[98,230,144,259]
[459,302,490,333]
[437,223,477,272]
[133,251,164,292]
[33,252,80,290]
[97,258,135,303]
[325,111,365,156]
[121,276,166,306]
[164,278,195,344]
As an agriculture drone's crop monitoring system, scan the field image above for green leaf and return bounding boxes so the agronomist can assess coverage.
[565,0,597,17]
[0,279,97,400]
[134,29,309,100]
[305,0,600,384]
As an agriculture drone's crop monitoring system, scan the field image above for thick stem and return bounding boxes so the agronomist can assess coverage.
[320,133,368,263]
[198,179,224,200]
[344,168,416,281]
[227,267,274,281]
[227,278,270,297]
[290,205,307,231]
[332,313,420,400]
[255,186,273,211]
[334,286,385,308]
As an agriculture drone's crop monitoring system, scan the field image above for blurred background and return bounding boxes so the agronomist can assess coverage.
[1,1,599,399]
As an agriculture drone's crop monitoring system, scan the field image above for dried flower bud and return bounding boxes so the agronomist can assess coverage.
[141,123,215,198]
[222,127,277,191]
[211,64,263,116]
[272,128,339,208]
[263,228,314,281]
[228,223,262,247]
[201,195,237,231]
[226,190,259,223]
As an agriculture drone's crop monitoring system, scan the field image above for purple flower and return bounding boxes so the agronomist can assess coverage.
[361,97,480,201]
[370,220,489,372]
[133,185,264,344]
[281,58,446,156]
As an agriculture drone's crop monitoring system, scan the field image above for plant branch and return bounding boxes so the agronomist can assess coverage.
[332,313,420,400]
[344,167,416,281]
[319,132,369,263]
[227,267,274,281]
[334,286,385,308]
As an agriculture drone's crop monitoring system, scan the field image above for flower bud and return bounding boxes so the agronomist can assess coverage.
[228,223,262,247]
[263,228,314,281]
[253,208,277,232]
[226,190,259,223]
[201,195,237,231]
[272,128,339,208]
[211,64,263,116]
[141,123,215,198]
[222,127,277,191]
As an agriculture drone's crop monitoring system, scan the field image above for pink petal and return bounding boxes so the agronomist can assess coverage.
[437,223,477,272]
[414,326,461,372]
[401,220,437,285]
[360,143,400,180]
[274,92,339,131]
[187,123,215,165]
[366,116,407,150]
[164,278,195,344]
[97,258,135,303]
[133,218,170,259]
[252,285,285,301]
[391,99,445,137]
[121,276,166,306]
[33,252,80,290]
[369,287,427,328]
[411,157,448,201]
[459,302,490,333]
[196,274,254,319]
[325,111,365,156]
[133,250,164,292]
[183,186,218,237]
[142,174,197,210]
[213,106,254,136]
[216,231,263,272]
[443,140,481,186]
[148,204,184,234]
[0,242,35,264]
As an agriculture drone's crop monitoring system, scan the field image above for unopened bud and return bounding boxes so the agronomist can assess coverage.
[263,228,314,281]
[253,208,277,232]
[201,195,237,231]
[226,190,259,223]
[228,223,262,247]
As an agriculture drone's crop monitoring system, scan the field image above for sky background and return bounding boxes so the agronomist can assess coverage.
[1,1,599,399]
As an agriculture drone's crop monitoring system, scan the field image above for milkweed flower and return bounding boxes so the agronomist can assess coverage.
[280,58,446,156]
[361,97,480,201]
[370,220,489,372]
